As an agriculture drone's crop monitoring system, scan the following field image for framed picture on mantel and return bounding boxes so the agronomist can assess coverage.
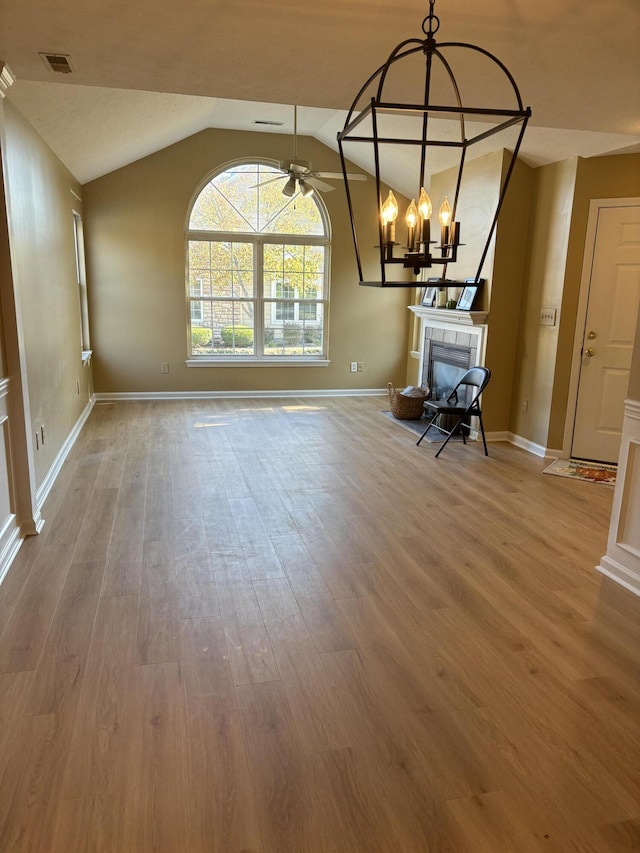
[421,285,437,307]
[456,285,478,311]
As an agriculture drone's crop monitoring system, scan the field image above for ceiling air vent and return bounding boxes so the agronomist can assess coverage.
[40,53,73,74]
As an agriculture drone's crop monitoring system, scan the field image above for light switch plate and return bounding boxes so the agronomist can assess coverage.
[540,308,557,326]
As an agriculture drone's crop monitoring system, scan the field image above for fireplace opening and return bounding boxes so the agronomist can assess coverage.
[429,342,472,404]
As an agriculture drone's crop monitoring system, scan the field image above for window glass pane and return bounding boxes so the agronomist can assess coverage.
[189,241,254,299]
[190,163,325,236]
[264,302,324,356]
[191,301,255,354]
[262,244,325,298]
[262,194,324,235]
[299,302,318,321]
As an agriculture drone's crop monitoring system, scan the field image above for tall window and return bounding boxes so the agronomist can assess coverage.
[72,212,90,353]
[186,161,330,361]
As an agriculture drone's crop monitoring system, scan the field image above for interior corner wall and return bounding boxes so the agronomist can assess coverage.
[484,154,534,432]
[429,149,532,432]
[82,128,410,394]
[509,157,578,450]
[2,100,92,488]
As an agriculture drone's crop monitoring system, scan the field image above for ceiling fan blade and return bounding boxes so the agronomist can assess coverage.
[315,171,367,181]
[249,174,286,189]
[306,177,335,193]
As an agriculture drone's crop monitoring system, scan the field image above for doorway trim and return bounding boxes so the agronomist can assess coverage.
[562,196,640,460]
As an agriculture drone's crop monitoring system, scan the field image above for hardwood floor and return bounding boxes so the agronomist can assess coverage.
[0,396,638,852]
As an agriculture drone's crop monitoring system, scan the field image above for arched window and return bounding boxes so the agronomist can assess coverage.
[186,161,330,363]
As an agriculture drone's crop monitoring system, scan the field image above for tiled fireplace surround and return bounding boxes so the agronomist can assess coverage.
[409,305,489,393]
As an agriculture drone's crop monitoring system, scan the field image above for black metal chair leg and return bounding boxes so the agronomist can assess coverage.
[434,419,463,458]
[477,413,489,455]
[416,413,438,446]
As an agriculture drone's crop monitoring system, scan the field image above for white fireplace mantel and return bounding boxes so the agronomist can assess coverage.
[408,305,489,386]
[408,306,489,326]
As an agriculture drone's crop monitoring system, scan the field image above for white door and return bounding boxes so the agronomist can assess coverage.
[572,204,640,464]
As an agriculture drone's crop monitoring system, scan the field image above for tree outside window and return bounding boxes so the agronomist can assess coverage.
[186,161,330,360]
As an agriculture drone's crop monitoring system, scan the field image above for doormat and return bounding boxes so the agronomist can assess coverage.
[543,458,617,485]
[380,411,464,442]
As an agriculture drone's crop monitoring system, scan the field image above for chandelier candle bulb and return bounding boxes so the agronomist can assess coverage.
[418,188,432,250]
[381,190,398,248]
[439,197,452,246]
[405,199,418,250]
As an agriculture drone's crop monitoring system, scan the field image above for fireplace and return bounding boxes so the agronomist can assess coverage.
[420,326,479,401]
[428,342,472,403]
[409,301,489,438]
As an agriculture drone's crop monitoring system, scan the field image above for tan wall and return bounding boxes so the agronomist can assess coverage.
[3,101,91,486]
[407,150,533,431]
[484,154,534,431]
[547,153,640,447]
[83,128,410,394]
[509,152,640,451]
[509,158,578,448]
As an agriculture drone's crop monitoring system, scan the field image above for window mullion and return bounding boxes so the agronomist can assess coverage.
[255,238,264,357]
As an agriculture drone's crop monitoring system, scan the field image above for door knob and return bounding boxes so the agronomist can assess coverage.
[587,330,597,340]
[585,347,595,357]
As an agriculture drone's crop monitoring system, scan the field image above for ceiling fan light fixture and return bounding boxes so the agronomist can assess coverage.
[337,0,531,287]
[298,179,314,197]
[282,175,297,197]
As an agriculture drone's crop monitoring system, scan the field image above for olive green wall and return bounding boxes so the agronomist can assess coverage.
[83,128,410,394]
[3,100,92,486]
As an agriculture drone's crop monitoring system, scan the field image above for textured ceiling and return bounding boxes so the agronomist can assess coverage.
[1,0,639,185]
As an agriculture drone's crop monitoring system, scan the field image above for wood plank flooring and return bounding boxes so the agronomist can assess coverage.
[0,396,638,852]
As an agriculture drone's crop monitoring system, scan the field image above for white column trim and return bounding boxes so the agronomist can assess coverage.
[0,63,15,98]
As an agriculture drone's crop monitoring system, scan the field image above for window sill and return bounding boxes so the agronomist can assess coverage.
[186,357,330,368]
[81,350,93,366]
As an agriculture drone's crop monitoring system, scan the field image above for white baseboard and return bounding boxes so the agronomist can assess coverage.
[503,432,562,458]
[36,396,96,510]
[94,388,388,401]
[0,514,23,588]
[597,555,640,598]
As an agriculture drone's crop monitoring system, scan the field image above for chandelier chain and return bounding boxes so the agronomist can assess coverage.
[422,0,440,38]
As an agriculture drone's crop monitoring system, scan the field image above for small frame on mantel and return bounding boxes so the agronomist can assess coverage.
[456,285,478,311]
[421,285,437,307]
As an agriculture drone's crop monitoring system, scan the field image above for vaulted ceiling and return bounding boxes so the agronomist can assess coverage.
[1,0,639,185]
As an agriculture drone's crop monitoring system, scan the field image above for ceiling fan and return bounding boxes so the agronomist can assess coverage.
[256,106,366,197]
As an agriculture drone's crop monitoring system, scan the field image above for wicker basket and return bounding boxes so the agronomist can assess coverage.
[387,382,429,420]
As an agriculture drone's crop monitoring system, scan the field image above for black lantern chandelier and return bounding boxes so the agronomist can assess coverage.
[337,0,531,287]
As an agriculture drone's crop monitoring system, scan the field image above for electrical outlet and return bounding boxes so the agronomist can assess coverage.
[540,308,557,326]
[357,362,364,372]
[522,399,529,414]
[160,362,169,374]
[350,362,358,373]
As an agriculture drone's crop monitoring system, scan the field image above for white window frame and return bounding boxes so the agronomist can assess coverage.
[72,210,92,364]
[190,277,204,324]
[185,160,331,367]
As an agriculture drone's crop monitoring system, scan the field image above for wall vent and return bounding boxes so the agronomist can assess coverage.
[40,53,73,74]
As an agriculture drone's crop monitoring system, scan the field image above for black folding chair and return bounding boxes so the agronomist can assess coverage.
[416,366,491,458]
